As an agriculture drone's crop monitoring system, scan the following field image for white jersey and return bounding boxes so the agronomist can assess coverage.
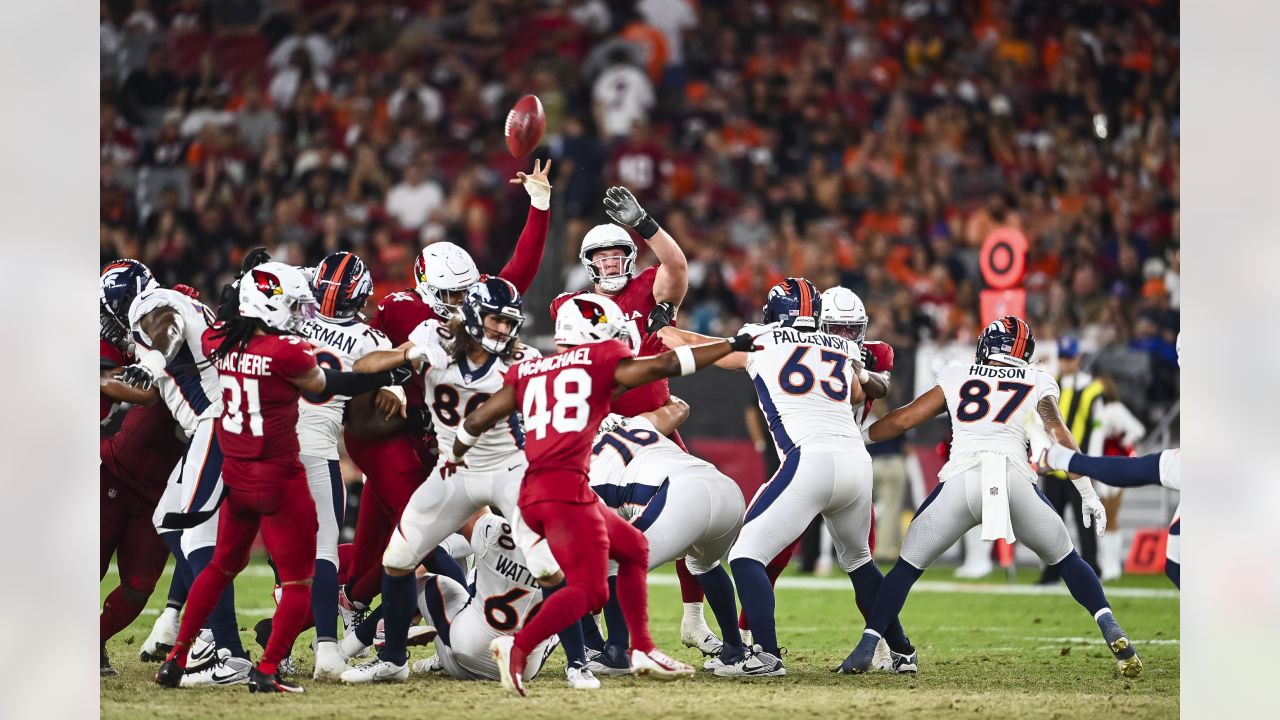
[740,322,862,455]
[470,513,544,634]
[296,316,391,459]
[127,288,221,437]
[1158,449,1181,491]
[588,415,715,520]
[407,320,539,470]
[936,362,1060,462]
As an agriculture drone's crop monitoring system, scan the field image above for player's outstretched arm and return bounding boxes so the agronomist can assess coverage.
[100,368,159,405]
[638,396,691,436]
[602,186,688,307]
[1038,447,1164,488]
[867,386,947,442]
[353,340,446,374]
[287,365,412,397]
[615,334,759,389]
[657,326,747,370]
[1036,397,1107,534]
[498,159,552,294]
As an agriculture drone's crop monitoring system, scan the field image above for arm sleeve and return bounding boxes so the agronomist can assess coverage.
[497,206,550,294]
[1066,452,1164,487]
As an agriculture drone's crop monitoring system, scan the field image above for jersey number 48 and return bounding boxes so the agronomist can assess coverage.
[522,368,592,440]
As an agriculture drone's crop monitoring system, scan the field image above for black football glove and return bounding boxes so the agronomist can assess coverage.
[405,405,435,435]
[118,364,158,391]
[603,186,660,239]
[728,332,762,352]
[388,365,414,386]
[646,301,677,333]
[240,247,272,275]
[861,346,877,372]
[217,248,274,321]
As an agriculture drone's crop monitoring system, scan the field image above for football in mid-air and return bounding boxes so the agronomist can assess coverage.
[505,94,546,158]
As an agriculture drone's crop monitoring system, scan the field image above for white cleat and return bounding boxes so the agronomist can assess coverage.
[313,640,347,680]
[179,654,252,687]
[565,664,601,690]
[339,658,409,684]
[140,607,180,662]
[953,562,994,579]
[630,648,694,680]
[337,587,367,634]
[339,631,372,661]
[411,655,442,674]
[712,645,786,677]
[680,606,724,656]
[871,637,893,671]
[490,636,527,697]
[184,630,218,672]
[407,625,438,646]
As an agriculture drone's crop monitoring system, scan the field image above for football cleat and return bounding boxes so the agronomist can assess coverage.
[337,587,369,636]
[278,657,299,677]
[712,645,785,678]
[155,659,184,688]
[407,625,438,646]
[631,647,695,680]
[339,631,371,661]
[101,645,118,677]
[832,632,880,675]
[411,655,443,674]
[184,630,218,673]
[585,643,631,676]
[180,655,252,687]
[140,607,180,662]
[565,662,601,690]
[1098,614,1142,678]
[247,666,305,694]
[339,658,409,684]
[890,648,919,674]
[681,615,724,656]
[312,640,347,680]
[702,656,726,672]
[872,637,893,671]
[490,636,527,697]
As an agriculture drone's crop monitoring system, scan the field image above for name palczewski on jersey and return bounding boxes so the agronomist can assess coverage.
[127,287,222,437]
[408,319,539,470]
[741,322,862,456]
[295,316,391,460]
[935,362,1060,460]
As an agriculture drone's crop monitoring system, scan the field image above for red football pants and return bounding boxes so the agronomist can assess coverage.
[343,431,430,604]
[100,471,169,641]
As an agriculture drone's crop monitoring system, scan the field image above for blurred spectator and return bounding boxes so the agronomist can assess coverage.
[386,161,444,232]
[120,46,179,128]
[593,46,655,142]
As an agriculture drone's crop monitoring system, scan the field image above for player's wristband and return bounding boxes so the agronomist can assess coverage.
[674,345,697,376]
[1069,475,1098,499]
[456,425,480,448]
[857,367,871,384]
[137,348,168,377]
[633,213,660,239]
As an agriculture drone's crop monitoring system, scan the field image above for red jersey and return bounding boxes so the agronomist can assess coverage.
[855,340,895,424]
[369,290,439,409]
[504,339,632,506]
[202,329,318,466]
[100,339,131,425]
[550,265,671,417]
[100,402,184,504]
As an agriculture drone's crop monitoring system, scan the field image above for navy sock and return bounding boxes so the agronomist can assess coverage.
[160,531,191,609]
[848,563,913,653]
[542,581,588,665]
[377,573,416,666]
[312,559,339,641]
[601,576,629,649]
[579,613,606,653]
[1051,550,1109,616]
[730,558,778,655]
[696,565,744,650]
[424,547,467,587]
[865,559,923,636]
[187,546,246,659]
[354,605,384,646]
[1165,560,1180,588]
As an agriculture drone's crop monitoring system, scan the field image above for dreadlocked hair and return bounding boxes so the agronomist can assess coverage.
[207,316,270,365]
[448,315,524,365]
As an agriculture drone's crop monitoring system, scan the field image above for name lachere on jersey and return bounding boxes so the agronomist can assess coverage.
[214,351,276,376]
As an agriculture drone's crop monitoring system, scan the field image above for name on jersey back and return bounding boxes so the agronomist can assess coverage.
[770,329,851,351]
[214,351,273,376]
[494,555,540,590]
[303,322,360,355]
[967,365,1028,379]
[517,346,593,378]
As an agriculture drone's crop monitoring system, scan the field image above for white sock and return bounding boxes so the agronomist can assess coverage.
[682,602,706,622]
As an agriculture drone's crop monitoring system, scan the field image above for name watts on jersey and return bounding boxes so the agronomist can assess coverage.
[968,365,1028,379]
[770,329,851,351]
[302,321,360,355]
[493,555,540,590]
[214,352,274,376]
[517,346,593,378]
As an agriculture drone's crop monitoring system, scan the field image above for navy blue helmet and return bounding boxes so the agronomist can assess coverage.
[312,252,373,319]
[462,275,525,355]
[976,316,1036,366]
[100,259,154,347]
[762,277,821,330]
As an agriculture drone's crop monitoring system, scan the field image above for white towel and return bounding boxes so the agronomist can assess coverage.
[979,453,1016,543]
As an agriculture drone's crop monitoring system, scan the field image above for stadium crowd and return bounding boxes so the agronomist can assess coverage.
[100,0,1178,418]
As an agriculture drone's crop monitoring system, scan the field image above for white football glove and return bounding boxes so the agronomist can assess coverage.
[405,342,449,369]
[1081,493,1108,536]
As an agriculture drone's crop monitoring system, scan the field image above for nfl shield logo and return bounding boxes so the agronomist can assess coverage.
[989,486,999,496]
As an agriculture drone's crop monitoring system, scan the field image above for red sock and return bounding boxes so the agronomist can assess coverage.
[167,566,233,668]
[616,556,654,652]
[514,584,592,655]
[260,584,312,675]
[739,541,799,631]
[100,586,150,641]
[675,559,705,603]
[347,566,381,607]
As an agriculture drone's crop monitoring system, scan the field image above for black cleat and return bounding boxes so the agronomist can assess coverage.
[101,645,118,677]
[247,666,305,694]
[155,659,183,688]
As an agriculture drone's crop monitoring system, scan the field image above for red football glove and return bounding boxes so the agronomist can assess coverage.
[173,284,200,300]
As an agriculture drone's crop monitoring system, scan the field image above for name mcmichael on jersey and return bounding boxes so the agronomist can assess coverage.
[517,346,593,378]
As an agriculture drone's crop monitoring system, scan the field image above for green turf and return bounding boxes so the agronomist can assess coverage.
[101,558,1179,719]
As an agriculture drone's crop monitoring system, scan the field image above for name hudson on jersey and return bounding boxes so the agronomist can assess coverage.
[517,346,592,378]
[214,352,273,376]
[303,321,359,355]
[968,365,1028,379]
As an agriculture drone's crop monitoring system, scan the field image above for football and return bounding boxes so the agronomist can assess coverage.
[504,94,546,158]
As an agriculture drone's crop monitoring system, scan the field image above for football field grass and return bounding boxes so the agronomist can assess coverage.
[101,558,1179,719]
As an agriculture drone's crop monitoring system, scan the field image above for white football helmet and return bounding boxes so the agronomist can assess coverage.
[414,242,481,317]
[819,286,868,344]
[239,261,316,333]
[579,224,637,293]
[554,292,637,353]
